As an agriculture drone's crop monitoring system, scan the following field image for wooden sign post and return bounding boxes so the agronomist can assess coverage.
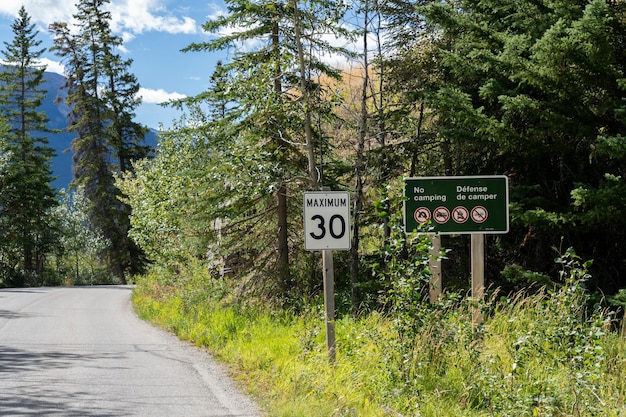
[429,235,442,303]
[471,233,485,326]
[405,176,509,325]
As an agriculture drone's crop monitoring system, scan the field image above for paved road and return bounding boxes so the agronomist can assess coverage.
[0,286,261,417]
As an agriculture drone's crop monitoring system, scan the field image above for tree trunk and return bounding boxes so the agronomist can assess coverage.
[292,0,319,190]
[277,184,289,292]
[350,0,370,317]
[272,17,290,293]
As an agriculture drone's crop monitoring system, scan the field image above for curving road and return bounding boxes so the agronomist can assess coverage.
[0,286,261,417]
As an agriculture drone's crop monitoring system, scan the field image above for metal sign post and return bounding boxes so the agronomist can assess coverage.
[322,250,336,362]
[304,191,351,363]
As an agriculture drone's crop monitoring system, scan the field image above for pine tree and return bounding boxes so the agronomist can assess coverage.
[0,6,58,284]
[50,0,148,283]
[176,0,352,299]
[421,0,626,291]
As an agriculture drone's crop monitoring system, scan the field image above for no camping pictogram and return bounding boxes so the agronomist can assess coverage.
[414,207,431,224]
[471,206,488,223]
[404,176,509,234]
[433,206,450,224]
[452,206,469,223]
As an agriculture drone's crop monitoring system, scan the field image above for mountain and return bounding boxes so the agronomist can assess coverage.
[40,71,74,191]
[10,70,157,191]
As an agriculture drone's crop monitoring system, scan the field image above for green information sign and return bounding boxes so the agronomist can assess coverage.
[404,176,509,234]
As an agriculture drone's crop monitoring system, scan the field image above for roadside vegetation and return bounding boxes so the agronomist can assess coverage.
[3,0,626,414]
[104,1,626,413]
[133,249,626,417]
[1,2,148,287]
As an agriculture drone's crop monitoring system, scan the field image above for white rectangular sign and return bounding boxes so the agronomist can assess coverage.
[303,191,351,251]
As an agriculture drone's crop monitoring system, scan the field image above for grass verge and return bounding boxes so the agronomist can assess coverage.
[132,267,626,417]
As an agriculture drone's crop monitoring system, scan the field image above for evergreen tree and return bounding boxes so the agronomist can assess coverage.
[421,0,626,291]
[52,187,110,284]
[177,0,353,299]
[0,6,58,284]
[50,0,148,283]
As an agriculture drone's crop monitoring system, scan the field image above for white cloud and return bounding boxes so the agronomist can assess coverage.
[137,87,186,104]
[39,58,65,75]
[0,0,74,26]
[108,0,198,35]
[0,57,65,75]
[0,0,198,35]
[205,3,228,25]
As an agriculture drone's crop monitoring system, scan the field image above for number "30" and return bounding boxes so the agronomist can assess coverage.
[309,214,346,240]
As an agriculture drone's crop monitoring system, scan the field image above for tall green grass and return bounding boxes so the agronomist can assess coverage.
[132,260,626,416]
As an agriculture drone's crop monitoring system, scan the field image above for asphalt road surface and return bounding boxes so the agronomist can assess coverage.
[0,286,261,417]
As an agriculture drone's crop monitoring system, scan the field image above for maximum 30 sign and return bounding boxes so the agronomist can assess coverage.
[303,191,351,251]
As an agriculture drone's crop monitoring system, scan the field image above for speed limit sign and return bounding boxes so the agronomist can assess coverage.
[304,191,351,250]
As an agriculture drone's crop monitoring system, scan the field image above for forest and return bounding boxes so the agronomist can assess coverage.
[2,0,626,304]
[121,0,626,312]
[2,0,626,414]
[0,2,147,286]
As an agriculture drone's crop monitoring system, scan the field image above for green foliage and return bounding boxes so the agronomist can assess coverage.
[117,0,626,310]
[49,188,117,286]
[382,227,433,342]
[500,264,553,288]
[474,250,616,416]
[50,0,148,283]
[117,0,626,411]
[133,251,626,416]
[156,0,355,300]
[0,6,59,284]
[418,0,626,290]
[117,128,213,264]
[608,288,626,311]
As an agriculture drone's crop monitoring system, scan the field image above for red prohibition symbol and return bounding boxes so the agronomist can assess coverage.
[452,206,469,223]
[471,205,488,223]
[433,206,450,224]
[414,207,431,224]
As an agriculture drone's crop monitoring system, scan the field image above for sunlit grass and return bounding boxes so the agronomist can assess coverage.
[132,269,626,417]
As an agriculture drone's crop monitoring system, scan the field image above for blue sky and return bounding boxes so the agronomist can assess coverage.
[0,0,228,129]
